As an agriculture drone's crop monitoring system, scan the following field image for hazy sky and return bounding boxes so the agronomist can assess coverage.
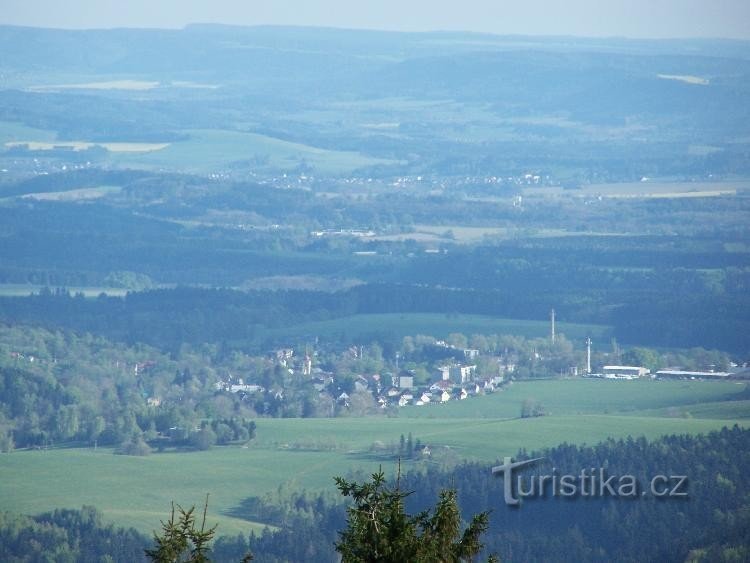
[2,0,749,39]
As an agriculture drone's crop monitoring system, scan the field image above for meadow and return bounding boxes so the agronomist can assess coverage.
[376,225,628,244]
[522,181,750,199]
[0,120,396,176]
[110,129,397,175]
[1,379,747,536]
[399,378,746,418]
[0,120,57,144]
[19,185,122,201]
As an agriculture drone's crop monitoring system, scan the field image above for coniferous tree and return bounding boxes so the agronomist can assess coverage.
[334,468,496,563]
[145,497,220,563]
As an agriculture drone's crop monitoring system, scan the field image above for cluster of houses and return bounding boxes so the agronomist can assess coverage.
[377,365,506,408]
[215,346,511,411]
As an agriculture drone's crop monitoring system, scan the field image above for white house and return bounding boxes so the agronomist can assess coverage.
[451,364,477,384]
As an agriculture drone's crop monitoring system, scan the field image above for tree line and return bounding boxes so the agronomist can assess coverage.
[0,281,747,353]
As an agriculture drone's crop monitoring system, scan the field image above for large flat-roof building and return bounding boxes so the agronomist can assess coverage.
[655,370,730,379]
[602,365,649,379]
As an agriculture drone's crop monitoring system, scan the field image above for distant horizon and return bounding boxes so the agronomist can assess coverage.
[2,0,749,41]
[1,21,749,43]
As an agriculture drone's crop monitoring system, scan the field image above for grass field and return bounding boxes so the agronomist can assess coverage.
[0,446,360,535]
[20,186,122,201]
[522,181,749,199]
[110,129,397,175]
[0,120,57,144]
[372,225,630,244]
[399,378,747,419]
[1,379,747,536]
[262,313,612,345]
[372,225,511,244]
[0,121,394,176]
[628,399,750,420]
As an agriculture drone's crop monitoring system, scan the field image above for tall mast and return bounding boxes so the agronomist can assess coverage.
[550,309,556,344]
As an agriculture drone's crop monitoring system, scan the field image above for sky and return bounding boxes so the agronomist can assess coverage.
[1,0,749,39]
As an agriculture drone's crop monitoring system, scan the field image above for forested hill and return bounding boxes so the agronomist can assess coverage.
[0,282,748,353]
[0,507,148,562]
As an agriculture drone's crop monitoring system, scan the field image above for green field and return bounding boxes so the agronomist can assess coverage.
[400,378,747,418]
[262,312,612,344]
[628,399,750,420]
[18,185,122,201]
[110,129,396,175]
[250,412,745,460]
[0,121,397,176]
[1,379,748,536]
[522,180,750,199]
[0,120,57,144]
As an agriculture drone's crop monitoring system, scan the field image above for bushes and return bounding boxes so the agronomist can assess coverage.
[118,433,152,456]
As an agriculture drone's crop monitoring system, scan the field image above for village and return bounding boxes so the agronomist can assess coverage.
[213,324,747,416]
[216,340,509,412]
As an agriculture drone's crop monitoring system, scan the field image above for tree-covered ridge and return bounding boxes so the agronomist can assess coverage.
[0,324,259,450]
[0,506,148,562]
[0,279,748,353]
[402,427,750,562]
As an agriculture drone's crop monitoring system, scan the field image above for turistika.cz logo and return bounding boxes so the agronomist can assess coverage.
[491,457,688,506]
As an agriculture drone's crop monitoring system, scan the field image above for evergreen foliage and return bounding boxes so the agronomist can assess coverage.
[334,468,495,563]
[0,506,148,561]
[145,498,222,563]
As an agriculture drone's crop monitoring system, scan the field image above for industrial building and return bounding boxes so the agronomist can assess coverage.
[655,370,730,379]
[601,365,649,379]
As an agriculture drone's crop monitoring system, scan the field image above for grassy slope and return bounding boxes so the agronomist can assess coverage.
[0,447,360,536]
[110,129,395,174]
[399,379,747,419]
[252,413,745,460]
[1,380,748,536]
[0,120,57,143]
[0,121,393,175]
[627,399,750,420]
